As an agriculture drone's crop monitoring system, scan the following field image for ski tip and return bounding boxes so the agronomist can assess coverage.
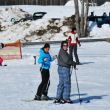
[79,99,90,104]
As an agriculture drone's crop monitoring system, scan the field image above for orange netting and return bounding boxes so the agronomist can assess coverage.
[0,40,22,60]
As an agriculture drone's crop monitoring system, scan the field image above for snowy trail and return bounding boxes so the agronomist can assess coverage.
[0,42,110,110]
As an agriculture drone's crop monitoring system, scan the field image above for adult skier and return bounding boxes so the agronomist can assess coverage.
[54,40,76,104]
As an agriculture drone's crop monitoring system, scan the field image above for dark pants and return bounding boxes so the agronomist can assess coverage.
[69,45,79,63]
[36,68,50,97]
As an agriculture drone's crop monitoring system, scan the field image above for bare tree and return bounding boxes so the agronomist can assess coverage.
[74,0,89,37]
[74,0,81,37]
[80,0,85,37]
[84,0,89,36]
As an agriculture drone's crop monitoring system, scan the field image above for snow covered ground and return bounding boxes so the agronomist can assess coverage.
[0,1,110,43]
[0,42,110,110]
[0,1,110,109]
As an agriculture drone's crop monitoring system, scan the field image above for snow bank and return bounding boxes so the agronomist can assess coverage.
[0,7,31,27]
[100,2,110,8]
[0,6,76,43]
[90,24,110,38]
[89,2,110,16]
[65,0,81,7]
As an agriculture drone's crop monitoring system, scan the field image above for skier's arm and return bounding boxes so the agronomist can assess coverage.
[76,37,81,46]
[75,33,81,46]
[48,53,57,62]
[67,36,72,46]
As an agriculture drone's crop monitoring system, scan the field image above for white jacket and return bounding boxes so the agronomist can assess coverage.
[68,32,78,44]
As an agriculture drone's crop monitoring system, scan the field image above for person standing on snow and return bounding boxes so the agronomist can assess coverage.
[34,43,57,101]
[54,41,76,104]
[0,57,3,66]
[67,27,81,65]
[0,43,5,49]
[0,43,5,66]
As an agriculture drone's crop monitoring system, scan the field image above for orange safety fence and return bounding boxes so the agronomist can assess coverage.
[0,40,22,60]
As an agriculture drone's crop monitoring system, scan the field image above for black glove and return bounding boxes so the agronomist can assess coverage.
[79,43,81,47]
[72,61,76,69]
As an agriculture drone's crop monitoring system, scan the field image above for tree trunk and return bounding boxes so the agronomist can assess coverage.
[84,0,89,36]
[80,0,85,37]
[74,0,80,37]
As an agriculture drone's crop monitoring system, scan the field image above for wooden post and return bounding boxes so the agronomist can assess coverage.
[33,56,36,65]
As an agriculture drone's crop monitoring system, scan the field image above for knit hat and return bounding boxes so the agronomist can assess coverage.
[72,27,76,32]
[43,43,50,48]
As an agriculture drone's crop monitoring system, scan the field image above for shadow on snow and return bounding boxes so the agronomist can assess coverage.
[71,93,107,104]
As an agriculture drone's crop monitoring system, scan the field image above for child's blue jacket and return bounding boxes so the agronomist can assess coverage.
[38,48,54,69]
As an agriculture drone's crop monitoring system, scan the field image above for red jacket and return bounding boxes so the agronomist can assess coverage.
[0,57,3,65]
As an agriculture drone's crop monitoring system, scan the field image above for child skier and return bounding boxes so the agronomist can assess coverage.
[34,43,57,101]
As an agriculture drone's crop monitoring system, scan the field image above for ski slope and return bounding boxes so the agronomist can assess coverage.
[0,42,110,110]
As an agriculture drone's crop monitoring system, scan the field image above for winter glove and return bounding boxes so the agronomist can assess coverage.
[53,55,57,60]
[40,67,42,72]
[79,43,81,47]
[72,61,76,69]
[43,58,48,62]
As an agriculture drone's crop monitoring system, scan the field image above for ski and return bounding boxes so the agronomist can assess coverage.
[22,99,35,102]
[77,99,90,104]
[22,98,54,102]
[0,64,7,67]
[53,99,90,105]
[48,101,74,106]
[81,100,90,103]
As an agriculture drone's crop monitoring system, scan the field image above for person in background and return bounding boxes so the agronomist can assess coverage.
[0,43,5,66]
[67,27,81,65]
[54,40,76,104]
[0,43,5,49]
[103,12,107,17]
[0,57,3,66]
[34,43,57,101]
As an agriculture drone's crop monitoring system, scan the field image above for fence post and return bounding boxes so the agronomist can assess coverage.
[33,56,36,65]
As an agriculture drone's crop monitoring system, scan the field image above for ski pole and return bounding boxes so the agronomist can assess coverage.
[74,69,82,104]
[70,66,74,75]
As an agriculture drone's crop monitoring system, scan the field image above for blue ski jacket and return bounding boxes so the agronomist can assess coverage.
[38,48,54,69]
